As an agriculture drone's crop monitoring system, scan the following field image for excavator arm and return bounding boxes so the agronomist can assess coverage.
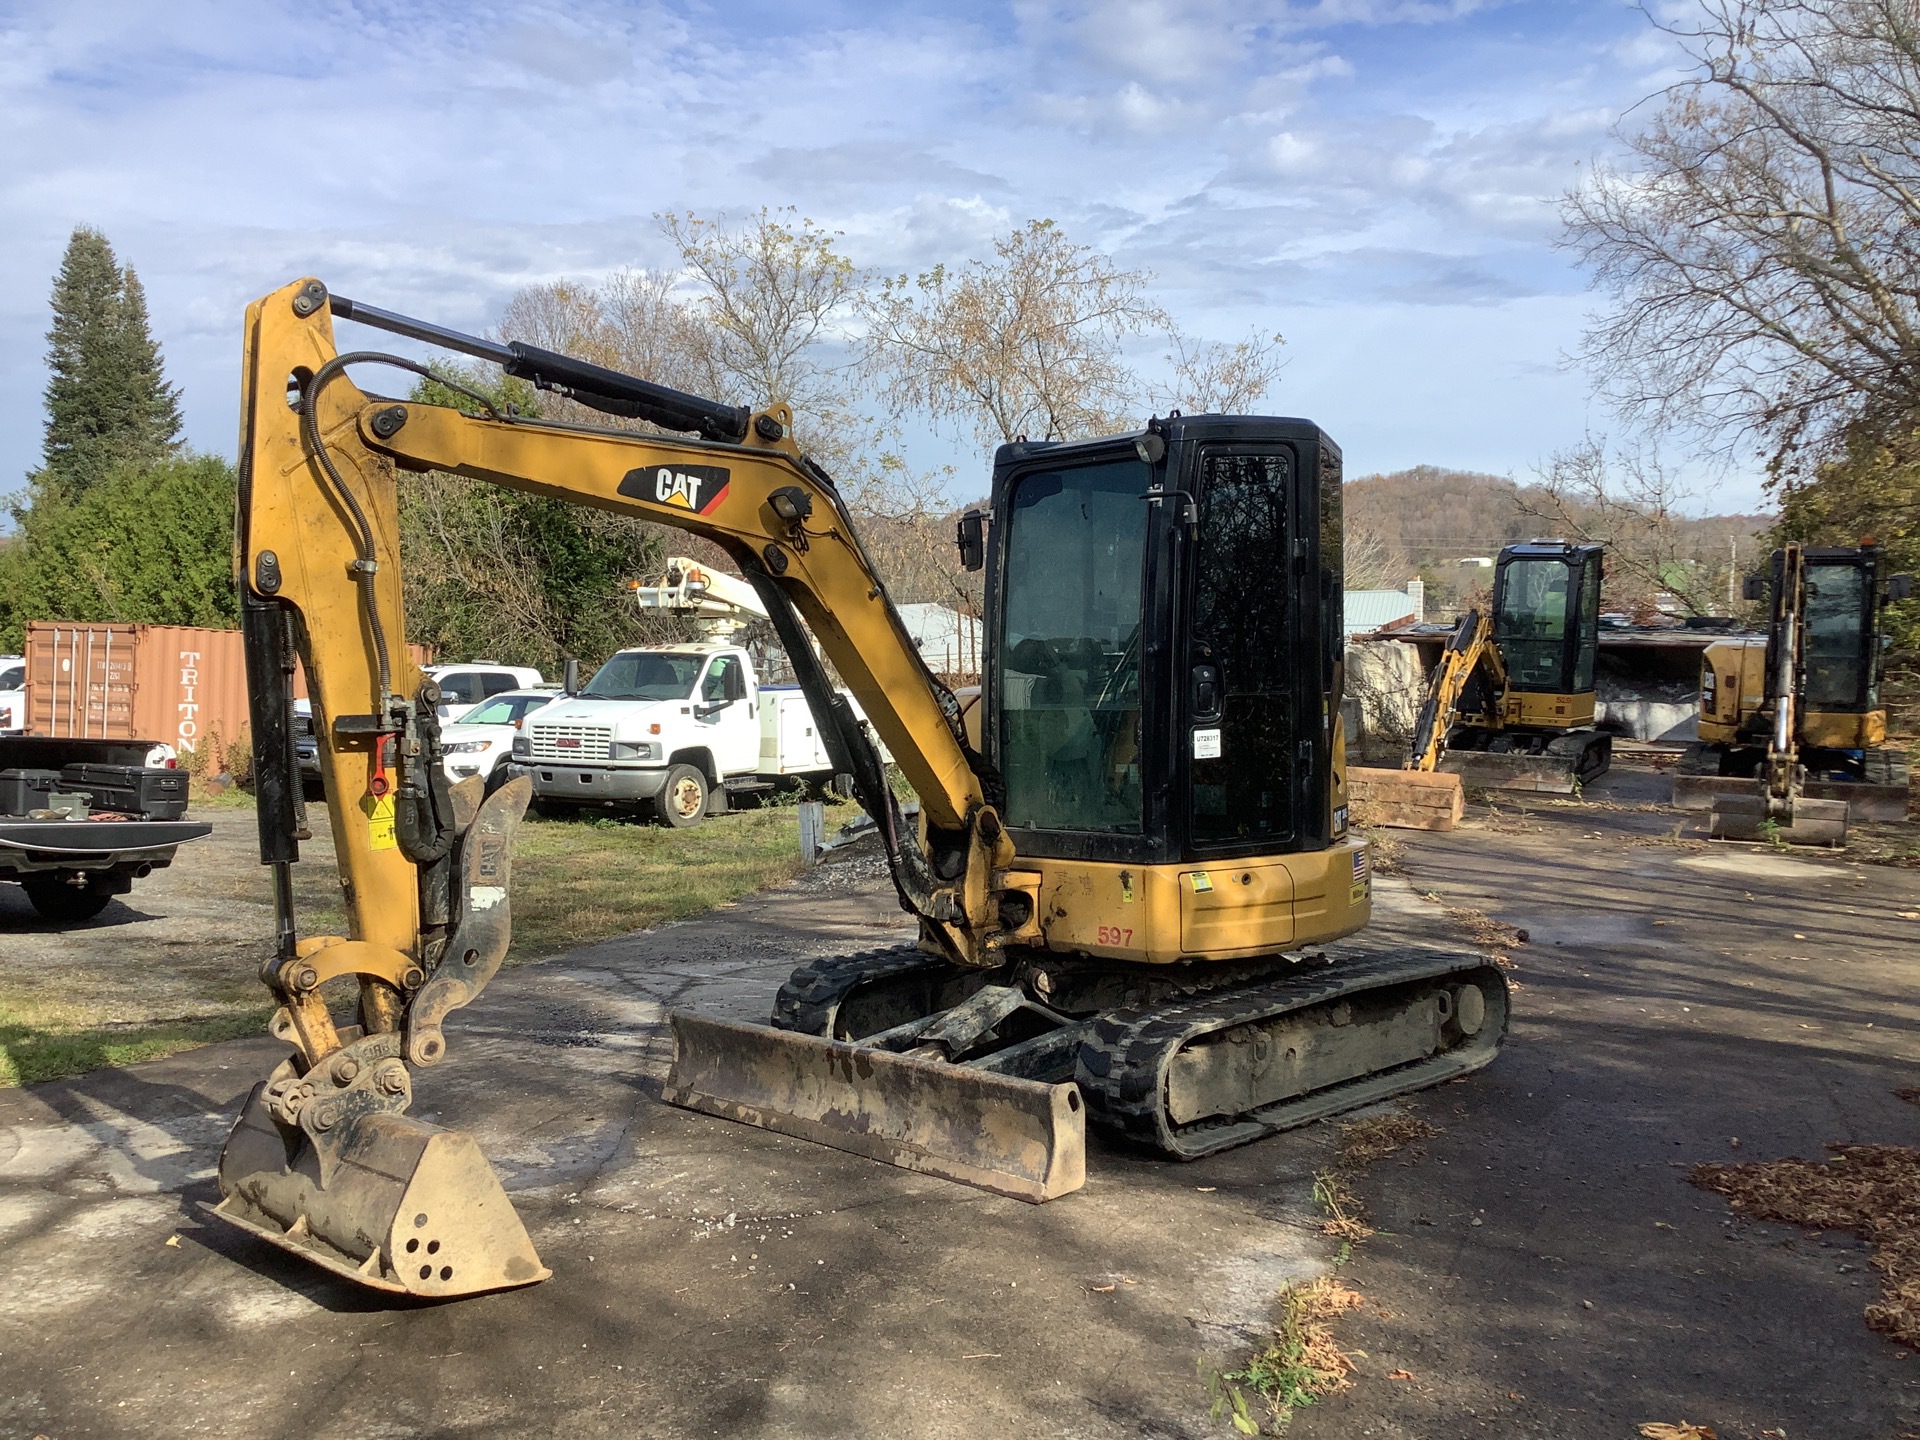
[214,277,1034,1296]
[1404,609,1504,772]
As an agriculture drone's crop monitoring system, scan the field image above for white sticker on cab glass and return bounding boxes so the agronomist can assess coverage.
[1192,728,1222,760]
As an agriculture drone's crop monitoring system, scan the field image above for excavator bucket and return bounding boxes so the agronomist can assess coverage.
[1347,767,1465,831]
[208,778,549,1298]
[1709,792,1849,846]
[211,1079,550,1296]
[662,1012,1086,1203]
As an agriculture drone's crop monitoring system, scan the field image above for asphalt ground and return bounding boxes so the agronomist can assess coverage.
[2,766,1918,1439]
[1292,772,1920,1440]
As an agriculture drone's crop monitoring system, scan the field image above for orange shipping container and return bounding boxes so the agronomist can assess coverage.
[24,622,434,762]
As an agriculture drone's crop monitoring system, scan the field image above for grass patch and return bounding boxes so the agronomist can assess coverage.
[506,807,808,960]
[0,803,813,1088]
[0,1009,273,1087]
[1202,1277,1365,1433]
[1692,1144,1920,1349]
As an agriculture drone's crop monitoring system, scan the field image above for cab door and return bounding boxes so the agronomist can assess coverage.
[697,654,759,776]
[1182,446,1302,855]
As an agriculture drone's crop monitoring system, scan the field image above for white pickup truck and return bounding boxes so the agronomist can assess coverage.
[511,644,873,826]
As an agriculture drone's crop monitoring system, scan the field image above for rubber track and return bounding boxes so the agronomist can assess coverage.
[771,945,950,1036]
[1076,947,1508,1159]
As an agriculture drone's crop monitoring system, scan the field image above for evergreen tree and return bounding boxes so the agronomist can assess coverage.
[0,455,239,650]
[37,226,182,502]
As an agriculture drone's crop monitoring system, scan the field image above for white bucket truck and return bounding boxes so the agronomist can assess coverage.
[510,559,876,826]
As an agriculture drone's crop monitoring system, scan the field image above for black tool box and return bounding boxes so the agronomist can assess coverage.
[0,768,67,817]
[58,763,190,820]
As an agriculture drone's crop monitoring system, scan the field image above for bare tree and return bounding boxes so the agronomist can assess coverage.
[1342,526,1416,593]
[1516,437,1727,618]
[659,208,866,460]
[860,219,1171,447]
[1157,329,1287,414]
[1564,0,1920,472]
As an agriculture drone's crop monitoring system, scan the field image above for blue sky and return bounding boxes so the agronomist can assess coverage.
[0,0,1760,511]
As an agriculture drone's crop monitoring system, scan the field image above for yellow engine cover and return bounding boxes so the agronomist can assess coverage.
[1698,637,1766,744]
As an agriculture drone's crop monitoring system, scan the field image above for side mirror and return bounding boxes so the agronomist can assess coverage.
[956,509,985,573]
[563,658,580,695]
[1741,574,1766,602]
[1886,573,1914,603]
[723,664,747,702]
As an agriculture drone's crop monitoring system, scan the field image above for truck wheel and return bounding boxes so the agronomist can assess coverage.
[23,878,115,923]
[658,765,709,829]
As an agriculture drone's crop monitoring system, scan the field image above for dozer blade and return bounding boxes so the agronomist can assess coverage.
[209,1079,550,1296]
[1439,750,1577,794]
[1709,793,1849,846]
[661,1011,1086,1203]
[1347,767,1464,831]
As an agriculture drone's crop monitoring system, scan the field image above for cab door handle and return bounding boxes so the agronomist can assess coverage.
[1191,664,1222,723]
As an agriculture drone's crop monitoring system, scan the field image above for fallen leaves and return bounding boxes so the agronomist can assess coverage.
[1386,1368,1416,1381]
[1693,1144,1920,1349]
[1337,1114,1440,1170]
[1639,1425,1717,1439]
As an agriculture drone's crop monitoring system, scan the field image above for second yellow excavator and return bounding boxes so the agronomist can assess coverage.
[211,278,1508,1298]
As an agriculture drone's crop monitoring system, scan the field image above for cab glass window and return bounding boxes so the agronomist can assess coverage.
[1189,450,1296,847]
[1804,562,1870,709]
[997,459,1148,834]
[1496,559,1574,691]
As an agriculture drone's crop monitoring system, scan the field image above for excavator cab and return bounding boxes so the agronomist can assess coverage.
[1786,548,1885,749]
[1490,541,1602,703]
[987,418,1345,868]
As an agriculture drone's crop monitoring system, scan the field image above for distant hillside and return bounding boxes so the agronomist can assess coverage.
[1345,465,1770,615]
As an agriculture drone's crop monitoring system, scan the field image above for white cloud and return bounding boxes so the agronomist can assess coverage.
[0,0,1765,512]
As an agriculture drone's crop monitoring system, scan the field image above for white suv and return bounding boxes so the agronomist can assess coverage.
[423,663,545,721]
[439,688,563,791]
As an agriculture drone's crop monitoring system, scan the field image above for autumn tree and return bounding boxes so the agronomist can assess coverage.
[859,219,1171,447]
[35,227,182,502]
[1157,329,1286,414]
[1516,438,1737,619]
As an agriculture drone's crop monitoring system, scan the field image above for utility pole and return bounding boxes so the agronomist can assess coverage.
[1727,536,1737,611]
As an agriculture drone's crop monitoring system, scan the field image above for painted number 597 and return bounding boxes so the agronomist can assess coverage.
[1097,925,1133,946]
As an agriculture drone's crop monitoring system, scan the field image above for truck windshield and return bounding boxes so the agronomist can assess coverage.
[996,457,1148,834]
[583,652,704,701]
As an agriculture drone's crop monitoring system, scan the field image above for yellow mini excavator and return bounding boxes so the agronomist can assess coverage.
[1675,543,1912,842]
[211,278,1508,1297]
[1350,541,1609,826]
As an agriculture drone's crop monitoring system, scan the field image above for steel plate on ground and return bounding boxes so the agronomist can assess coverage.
[662,1011,1086,1203]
